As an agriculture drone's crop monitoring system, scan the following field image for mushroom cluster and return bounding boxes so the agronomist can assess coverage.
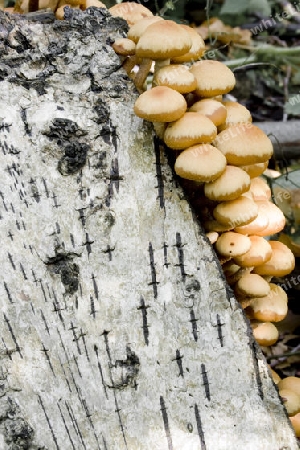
[111,12,300,431]
[112,16,295,342]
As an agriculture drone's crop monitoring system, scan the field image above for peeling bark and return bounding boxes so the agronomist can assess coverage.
[0,8,298,450]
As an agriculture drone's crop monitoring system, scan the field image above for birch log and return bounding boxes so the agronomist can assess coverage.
[0,8,298,450]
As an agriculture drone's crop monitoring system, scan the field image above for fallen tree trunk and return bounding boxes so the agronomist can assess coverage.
[255,121,300,161]
[0,8,298,450]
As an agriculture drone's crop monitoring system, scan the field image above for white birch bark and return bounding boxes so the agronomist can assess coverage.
[0,8,298,450]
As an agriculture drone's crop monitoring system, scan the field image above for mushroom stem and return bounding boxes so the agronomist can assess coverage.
[122,55,139,78]
[152,122,166,140]
[133,57,152,92]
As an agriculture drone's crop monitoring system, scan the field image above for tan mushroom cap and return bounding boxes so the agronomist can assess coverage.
[127,16,163,43]
[234,273,271,298]
[153,65,197,94]
[136,20,192,60]
[171,25,206,63]
[190,60,236,97]
[214,123,273,166]
[218,100,252,131]
[278,377,300,397]
[234,235,272,267]
[164,112,217,149]
[112,38,136,56]
[253,240,295,277]
[189,99,227,127]
[290,413,300,437]
[279,389,300,416]
[240,161,268,179]
[254,201,286,237]
[246,283,288,322]
[249,177,271,201]
[251,322,279,346]
[215,231,251,258]
[234,200,270,235]
[174,144,227,182]
[213,195,258,228]
[109,2,153,26]
[203,219,233,233]
[134,86,187,122]
[204,165,250,201]
[206,231,219,244]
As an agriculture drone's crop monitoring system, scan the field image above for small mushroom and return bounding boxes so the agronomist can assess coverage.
[215,231,251,258]
[234,200,270,236]
[134,85,187,138]
[153,64,197,94]
[253,201,286,237]
[249,177,271,201]
[214,123,273,166]
[253,240,295,277]
[251,322,279,347]
[109,2,153,26]
[163,112,217,150]
[213,195,258,228]
[245,283,288,322]
[218,100,252,131]
[233,235,272,267]
[189,60,236,97]
[234,273,271,298]
[134,20,192,91]
[171,24,206,63]
[189,99,227,127]
[174,144,227,182]
[204,165,251,201]
[279,389,300,416]
[278,377,300,397]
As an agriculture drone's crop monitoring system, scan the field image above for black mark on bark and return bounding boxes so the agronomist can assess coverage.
[94,344,108,399]
[57,401,76,450]
[216,314,225,347]
[163,242,170,268]
[175,232,186,281]
[190,309,198,342]
[3,282,13,303]
[4,313,22,358]
[148,242,159,299]
[41,343,55,375]
[137,297,150,346]
[91,274,99,300]
[201,364,210,401]
[160,396,173,450]
[38,395,60,450]
[194,404,206,450]
[83,232,94,256]
[173,349,184,377]
[65,401,87,450]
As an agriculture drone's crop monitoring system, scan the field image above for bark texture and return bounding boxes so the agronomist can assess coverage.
[0,8,298,450]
